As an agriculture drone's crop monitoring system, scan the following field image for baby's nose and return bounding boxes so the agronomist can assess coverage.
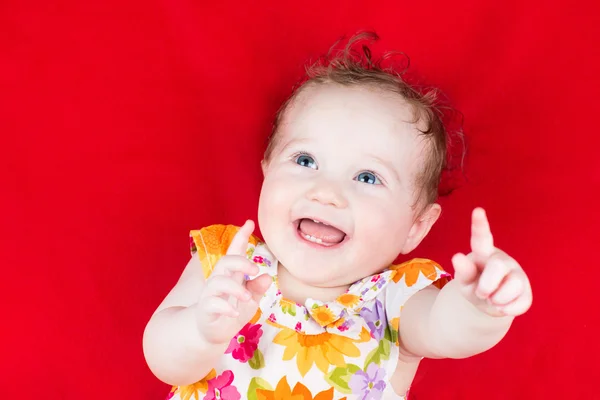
[306,180,348,208]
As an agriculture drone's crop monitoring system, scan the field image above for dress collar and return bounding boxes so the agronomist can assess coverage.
[249,242,395,336]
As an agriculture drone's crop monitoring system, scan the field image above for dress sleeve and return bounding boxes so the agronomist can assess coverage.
[384,258,451,343]
[189,224,259,279]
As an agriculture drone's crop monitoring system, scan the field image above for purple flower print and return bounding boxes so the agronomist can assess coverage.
[337,317,355,332]
[360,299,387,340]
[225,323,263,362]
[204,370,241,400]
[348,363,387,400]
[375,276,387,289]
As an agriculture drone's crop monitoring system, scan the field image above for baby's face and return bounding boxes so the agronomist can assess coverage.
[258,84,431,287]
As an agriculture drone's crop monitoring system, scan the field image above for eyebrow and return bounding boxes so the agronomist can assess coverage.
[368,155,402,183]
[277,137,311,154]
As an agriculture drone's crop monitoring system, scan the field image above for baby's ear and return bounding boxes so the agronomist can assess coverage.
[261,160,268,177]
[401,203,442,254]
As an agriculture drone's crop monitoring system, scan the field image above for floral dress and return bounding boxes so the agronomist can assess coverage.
[167,225,450,400]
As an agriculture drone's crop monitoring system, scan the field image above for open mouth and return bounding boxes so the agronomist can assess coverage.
[295,218,347,247]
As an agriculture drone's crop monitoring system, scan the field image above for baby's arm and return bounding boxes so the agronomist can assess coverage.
[143,221,271,386]
[398,208,532,359]
[399,282,513,359]
[143,255,218,385]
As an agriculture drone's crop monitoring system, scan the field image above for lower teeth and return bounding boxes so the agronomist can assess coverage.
[303,234,323,244]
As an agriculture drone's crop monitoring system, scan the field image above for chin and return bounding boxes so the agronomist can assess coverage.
[287,265,350,287]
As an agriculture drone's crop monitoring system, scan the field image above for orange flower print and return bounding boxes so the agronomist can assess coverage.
[256,376,344,400]
[336,293,361,308]
[310,306,336,327]
[190,225,259,278]
[250,308,262,324]
[390,259,440,287]
[169,369,216,400]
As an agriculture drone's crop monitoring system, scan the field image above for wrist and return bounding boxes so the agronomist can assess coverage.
[441,281,514,332]
[191,304,232,349]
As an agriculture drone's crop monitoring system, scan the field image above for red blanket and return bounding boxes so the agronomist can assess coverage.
[1,1,598,398]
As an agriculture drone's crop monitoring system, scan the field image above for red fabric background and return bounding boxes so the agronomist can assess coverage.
[2,0,599,398]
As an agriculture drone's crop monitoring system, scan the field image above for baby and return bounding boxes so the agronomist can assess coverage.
[143,33,532,400]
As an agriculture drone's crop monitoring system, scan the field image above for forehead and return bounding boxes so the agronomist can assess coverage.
[277,84,428,175]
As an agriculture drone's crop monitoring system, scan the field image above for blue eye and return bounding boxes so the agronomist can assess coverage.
[295,154,317,169]
[356,171,381,185]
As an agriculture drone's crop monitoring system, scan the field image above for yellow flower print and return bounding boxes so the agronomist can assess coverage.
[272,327,370,376]
[170,369,217,400]
[336,293,361,308]
[390,259,440,287]
[309,306,336,327]
[256,376,344,400]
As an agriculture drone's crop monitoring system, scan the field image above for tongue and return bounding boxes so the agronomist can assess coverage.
[298,219,345,244]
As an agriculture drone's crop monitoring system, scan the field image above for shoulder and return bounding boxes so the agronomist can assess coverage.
[382,258,451,317]
[190,224,260,254]
[189,224,262,279]
[388,258,450,289]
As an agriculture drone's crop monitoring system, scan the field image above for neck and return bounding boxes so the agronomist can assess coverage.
[276,262,350,304]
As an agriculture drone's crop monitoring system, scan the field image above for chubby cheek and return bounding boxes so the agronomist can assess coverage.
[258,173,297,235]
[352,197,411,269]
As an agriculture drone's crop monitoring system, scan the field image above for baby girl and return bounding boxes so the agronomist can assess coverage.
[143,33,532,400]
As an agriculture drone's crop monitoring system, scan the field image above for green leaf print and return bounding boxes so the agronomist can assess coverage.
[281,302,297,316]
[381,337,391,357]
[324,363,361,394]
[363,339,391,370]
[247,377,273,400]
[384,325,392,341]
[248,348,265,370]
[384,324,400,344]
[390,327,399,345]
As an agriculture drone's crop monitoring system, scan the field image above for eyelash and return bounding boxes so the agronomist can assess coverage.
[292,151,312,160]
[291,151,385,186]
[292,151,317,168]
[356,170,383,185]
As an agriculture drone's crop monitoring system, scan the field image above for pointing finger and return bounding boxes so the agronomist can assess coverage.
[470,208,495,262]
[226,220,255,256]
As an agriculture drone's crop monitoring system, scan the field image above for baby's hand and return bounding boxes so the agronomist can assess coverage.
[195,220,272,345]
[451,208,532,317]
